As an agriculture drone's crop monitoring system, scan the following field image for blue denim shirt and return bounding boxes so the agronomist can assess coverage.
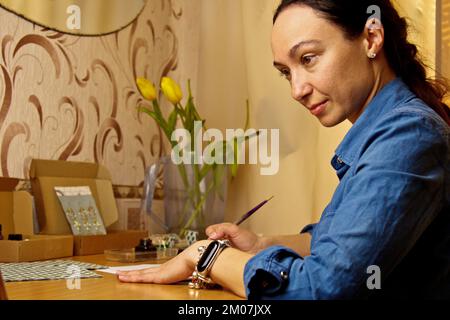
[243,78,450,299]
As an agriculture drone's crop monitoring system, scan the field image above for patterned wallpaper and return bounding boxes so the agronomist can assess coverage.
[0,0,193,186]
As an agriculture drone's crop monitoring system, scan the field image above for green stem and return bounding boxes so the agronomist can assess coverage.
[175,163,199,229]
[193,163,202,206]
[176,162,189,190]
[179,178,215,237]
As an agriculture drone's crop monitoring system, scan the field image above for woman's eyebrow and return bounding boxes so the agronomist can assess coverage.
[289,39,321,59]
[273,62,285,68]
[273,40,322,67]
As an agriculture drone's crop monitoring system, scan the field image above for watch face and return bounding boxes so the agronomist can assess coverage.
[197,241,221,273]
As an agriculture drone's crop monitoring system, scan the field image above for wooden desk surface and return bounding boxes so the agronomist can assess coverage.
[4,255,242,300]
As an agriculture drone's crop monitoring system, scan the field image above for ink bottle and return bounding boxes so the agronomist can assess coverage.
[8,234,23,241]
[135,238,157,252]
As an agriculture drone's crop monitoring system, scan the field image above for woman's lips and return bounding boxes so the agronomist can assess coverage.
[310,100,328,116]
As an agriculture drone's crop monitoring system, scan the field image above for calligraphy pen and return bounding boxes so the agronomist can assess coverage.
[234,196,274,226]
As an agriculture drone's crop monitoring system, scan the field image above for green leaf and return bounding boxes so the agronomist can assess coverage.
[184,99,193,132]
[244,99,250,131]
[176,103,187,120]
[231,162,238,178]
[193,105,203,123]
[245,130,260,141]
[199,164,212,182]
[137,106,159,124]
[138,106,170,140]
[213,164,226,201]
[231,137,239,178]
[168,108,178,132]
[152,100,164,122]
[187,81,203,123]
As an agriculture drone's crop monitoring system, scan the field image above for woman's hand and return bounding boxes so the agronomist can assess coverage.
[205,223,265,254]
[117,240,211,284]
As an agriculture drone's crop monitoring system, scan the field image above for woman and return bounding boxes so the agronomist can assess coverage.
[118,0,449,299]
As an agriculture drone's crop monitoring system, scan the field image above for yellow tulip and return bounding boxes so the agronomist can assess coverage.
[136,78,157,101]
[161,77,183,104]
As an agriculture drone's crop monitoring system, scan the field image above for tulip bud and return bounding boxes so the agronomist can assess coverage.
[161,77,183,104]
[136,78,157,101]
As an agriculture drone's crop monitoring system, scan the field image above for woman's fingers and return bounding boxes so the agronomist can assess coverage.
[117,267,159,277]
[118,265,192,284]
[205,224,222,238]
[117,245,200,284]
[117,268,157,282]
[206,223,239,239]
[118,272,154,283]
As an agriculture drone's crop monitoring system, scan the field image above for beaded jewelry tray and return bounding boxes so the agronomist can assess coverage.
[0,260,107,282]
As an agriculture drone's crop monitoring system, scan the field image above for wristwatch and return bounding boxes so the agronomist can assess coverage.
[189,239,231,289]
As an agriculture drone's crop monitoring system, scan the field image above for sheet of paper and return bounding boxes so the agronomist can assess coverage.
[96,264,161,275]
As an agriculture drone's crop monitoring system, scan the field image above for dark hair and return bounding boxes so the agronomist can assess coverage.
[274,0,450,125]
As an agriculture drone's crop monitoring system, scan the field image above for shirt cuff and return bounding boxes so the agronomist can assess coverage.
[300,223,317,236]
[243,245,302,300]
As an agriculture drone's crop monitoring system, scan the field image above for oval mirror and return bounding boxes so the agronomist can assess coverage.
[0,0,146,36]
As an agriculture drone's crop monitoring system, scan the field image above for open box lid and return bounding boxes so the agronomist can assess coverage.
[29,159,119,235]
[29,159,111,180]
[0,178,34,237]
[0,178,20,192]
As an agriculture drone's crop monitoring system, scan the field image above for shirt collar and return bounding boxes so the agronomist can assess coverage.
[334,78,416,167]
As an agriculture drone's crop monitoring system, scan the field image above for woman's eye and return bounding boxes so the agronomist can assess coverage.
[279,70,291,80]
[301,55,317,66]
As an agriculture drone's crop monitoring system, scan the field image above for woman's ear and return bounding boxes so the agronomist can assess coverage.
[363,18,384,59]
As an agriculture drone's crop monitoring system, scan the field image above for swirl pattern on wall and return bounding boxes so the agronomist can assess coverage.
[0,0,190,186]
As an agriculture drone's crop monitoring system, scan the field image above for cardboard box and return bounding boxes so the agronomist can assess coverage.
[29,159,147,255]
[0,235,73,263]
[73,230,147,256]
[0,178,20,192]
[0,179,73,262]
[29,159,119,235]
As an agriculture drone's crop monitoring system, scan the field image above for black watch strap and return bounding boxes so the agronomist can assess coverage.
[189,240,230,289]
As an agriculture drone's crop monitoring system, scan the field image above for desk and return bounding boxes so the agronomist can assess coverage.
[4,255,242,300]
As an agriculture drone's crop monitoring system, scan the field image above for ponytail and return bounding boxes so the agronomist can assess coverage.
[384,14,450,125]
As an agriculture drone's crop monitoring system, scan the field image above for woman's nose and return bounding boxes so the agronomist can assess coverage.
[291,75,312,102]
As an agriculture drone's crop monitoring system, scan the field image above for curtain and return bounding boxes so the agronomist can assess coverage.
[439,0,450,87]
[195,0,320,234]
[189,0,439,235]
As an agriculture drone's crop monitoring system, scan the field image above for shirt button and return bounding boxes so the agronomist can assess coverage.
[337,157,344,164]
[280,271,288,281]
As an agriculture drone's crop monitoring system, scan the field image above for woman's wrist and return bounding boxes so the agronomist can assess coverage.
[256,235,271,253]
[188,240,213,268]
[210,247,252,298]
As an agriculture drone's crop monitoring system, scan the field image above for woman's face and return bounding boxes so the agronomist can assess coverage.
[272,5,378,127]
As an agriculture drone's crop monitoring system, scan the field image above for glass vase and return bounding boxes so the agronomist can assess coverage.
[161,155,227,240]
